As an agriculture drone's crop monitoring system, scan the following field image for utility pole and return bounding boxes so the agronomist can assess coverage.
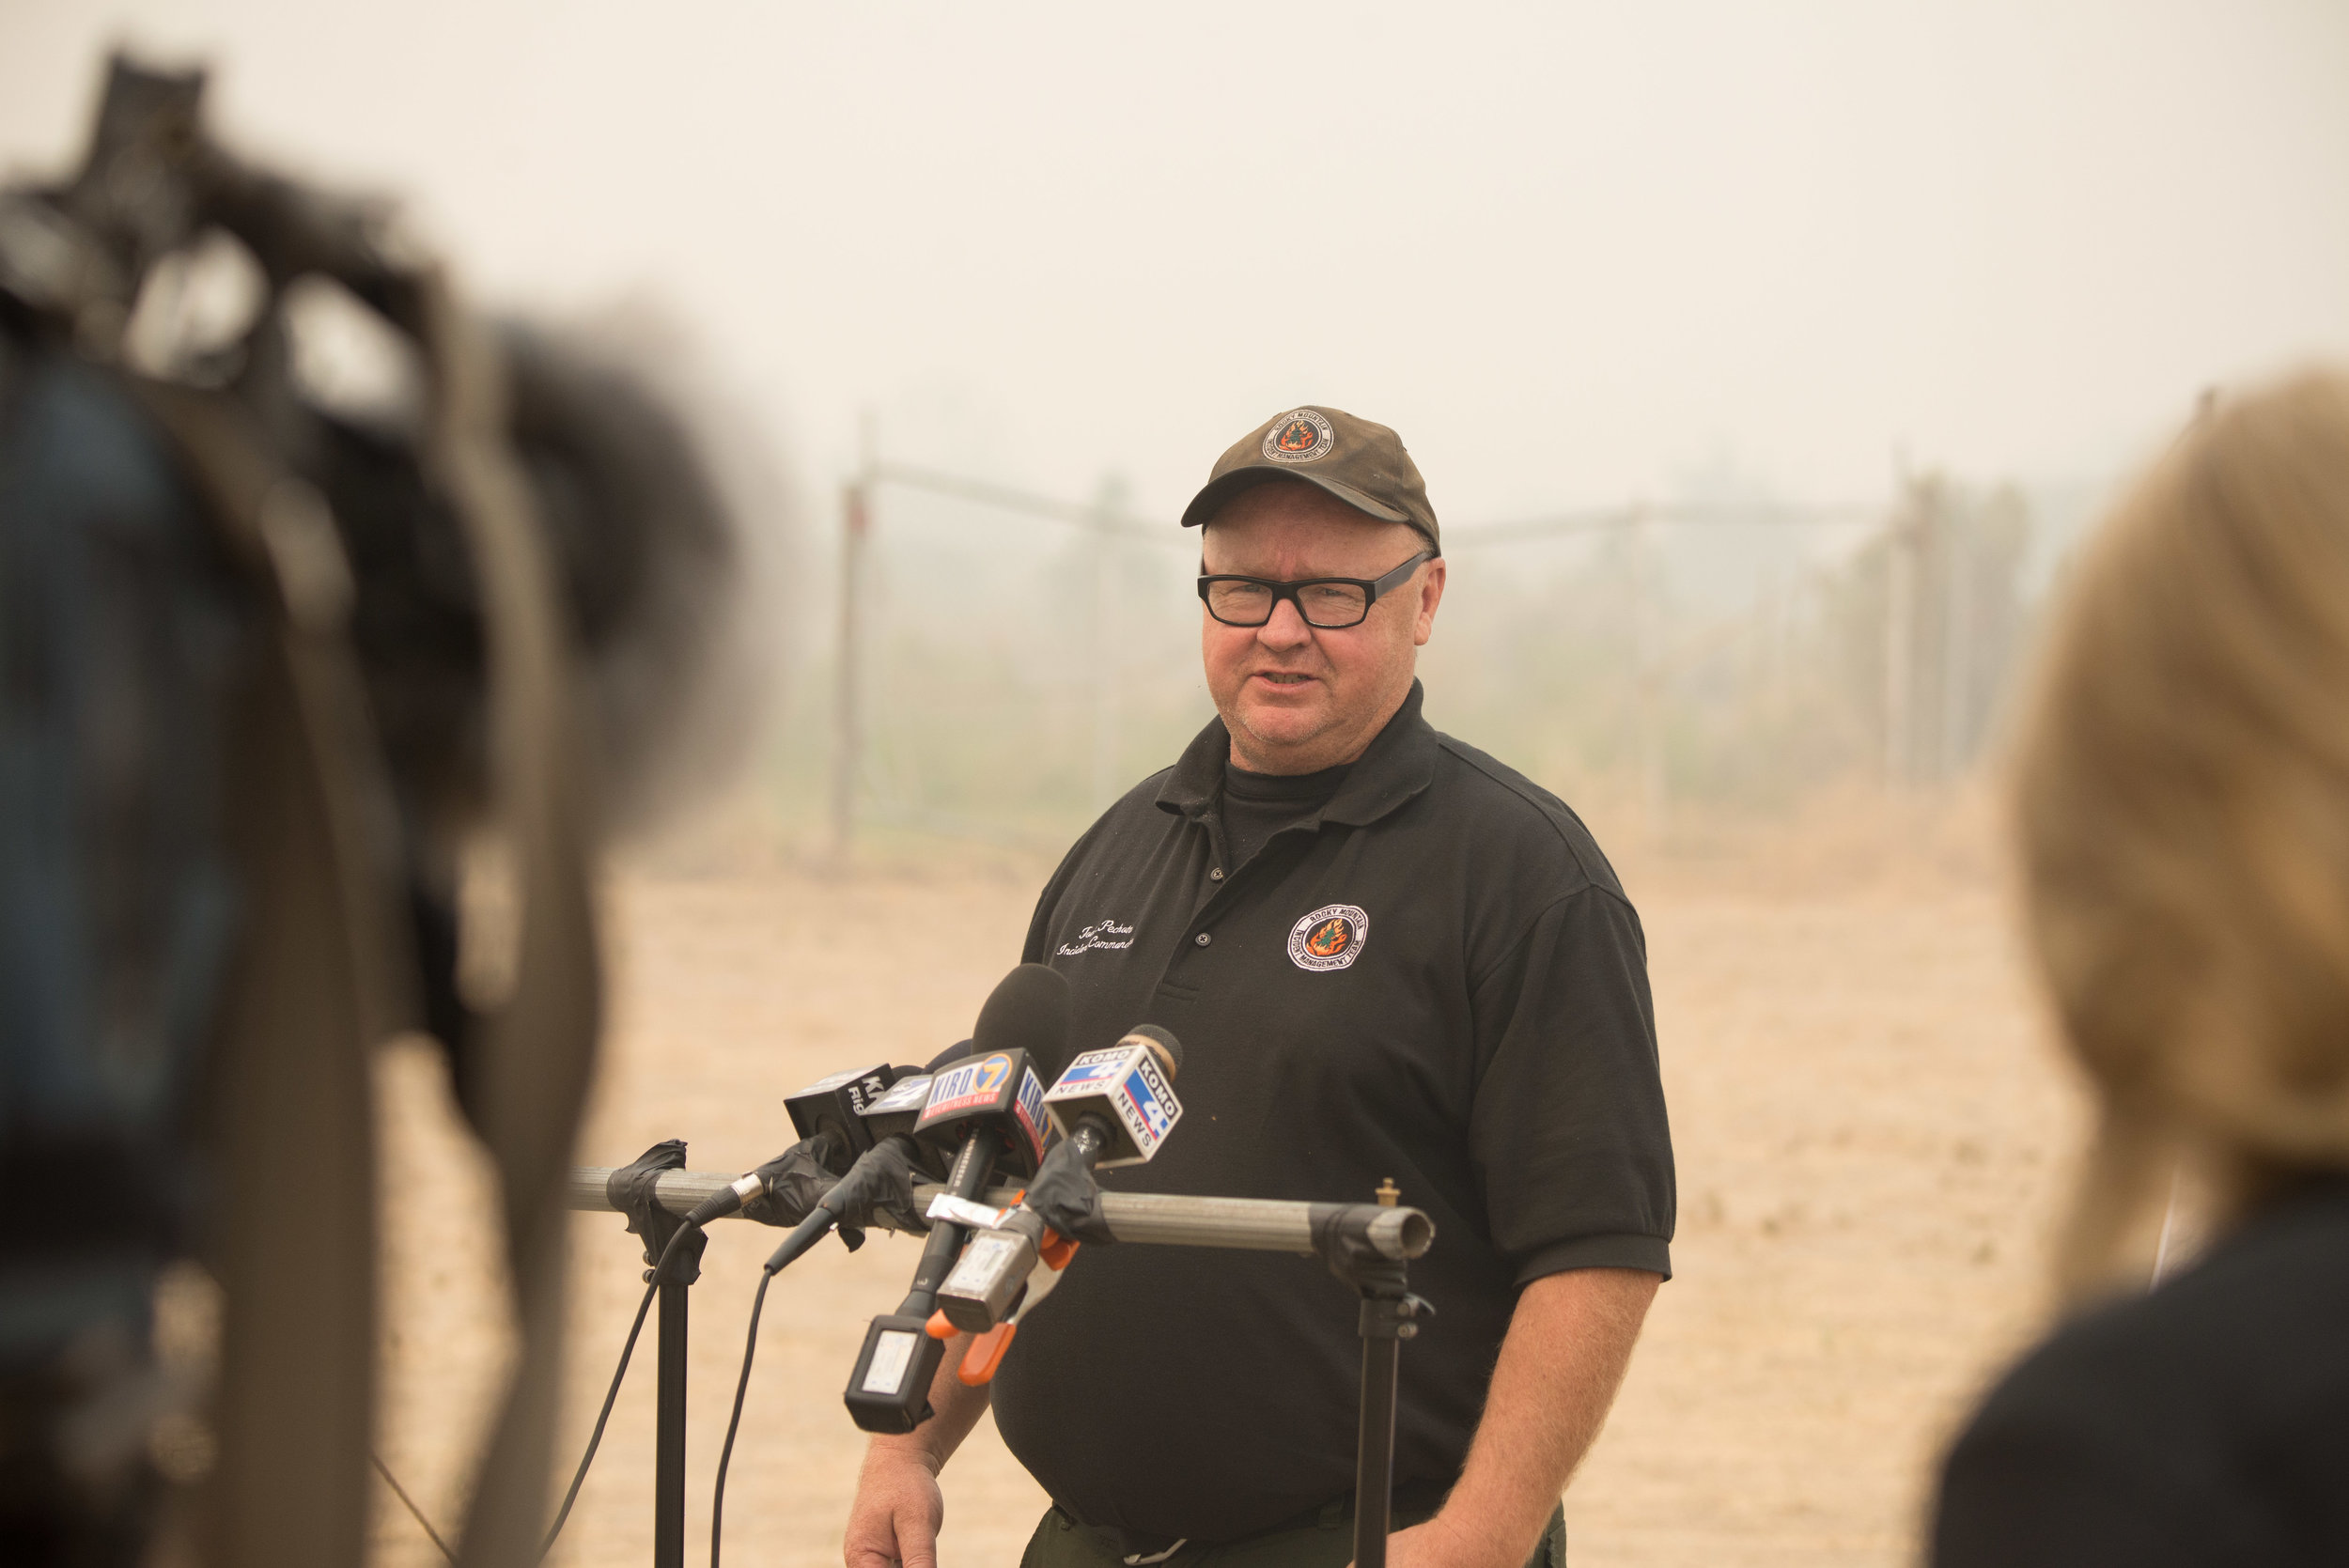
[831,412,875,862]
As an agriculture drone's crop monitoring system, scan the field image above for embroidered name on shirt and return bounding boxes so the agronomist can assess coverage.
[1057,918,1136,957]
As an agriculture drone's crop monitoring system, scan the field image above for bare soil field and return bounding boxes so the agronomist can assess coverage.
[369,813,2088,1568]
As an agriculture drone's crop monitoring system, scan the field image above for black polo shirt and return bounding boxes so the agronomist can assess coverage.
[988,681,1674,1543]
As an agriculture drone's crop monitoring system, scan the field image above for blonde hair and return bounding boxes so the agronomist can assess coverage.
[2015,368,2349,1296]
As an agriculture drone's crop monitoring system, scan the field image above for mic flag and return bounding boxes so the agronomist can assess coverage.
[783,1063,904,1162]
[934,1025,1186,1338]
[1040,1024,1184,1168]
[910,963,1072,1181]
[912,1051,1053,1178]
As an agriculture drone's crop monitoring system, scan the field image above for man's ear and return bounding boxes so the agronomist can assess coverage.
[1413,558,1448,646]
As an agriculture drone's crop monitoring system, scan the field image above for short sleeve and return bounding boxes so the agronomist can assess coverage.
[1467,887,1674,1284]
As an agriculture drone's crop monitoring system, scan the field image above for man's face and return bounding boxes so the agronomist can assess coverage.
[1200,480,1446,774]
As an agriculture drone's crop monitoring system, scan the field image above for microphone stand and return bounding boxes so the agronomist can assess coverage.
[600,1143,704,1568]
[652,1226,690,1568]
[1313,1180,1433,1568]
[568,1164,1437,1568]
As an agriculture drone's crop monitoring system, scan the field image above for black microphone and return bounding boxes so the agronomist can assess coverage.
[669,1062,907,1232]
[935,1026,1185,1340]
[753,1054,952,1274]
[870,1040,976,1180]
[756,1025,1022,1276]
[844,964,1071,1434]
[782,1062,908,1163]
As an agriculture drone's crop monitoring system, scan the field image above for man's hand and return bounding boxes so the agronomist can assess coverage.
[842,1336,992,1568]
[844,1447,945,1568]
[1377,1513,1523,1568]
[1352,1267,1657,1568]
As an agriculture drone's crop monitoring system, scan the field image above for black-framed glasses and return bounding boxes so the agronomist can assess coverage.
[1196,551,1435,629]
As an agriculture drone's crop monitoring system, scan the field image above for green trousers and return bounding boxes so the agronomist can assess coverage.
[1019,1499,1566,1568]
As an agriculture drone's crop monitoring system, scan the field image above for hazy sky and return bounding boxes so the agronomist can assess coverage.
[6,2,2346,533]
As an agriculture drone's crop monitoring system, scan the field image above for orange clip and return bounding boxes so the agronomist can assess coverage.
[1038,1229,1079,1270]
[925,1310,957,1340]
[957,1322,1019,1385]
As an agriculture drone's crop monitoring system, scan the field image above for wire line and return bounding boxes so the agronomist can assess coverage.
[708,1268,775,1568]
[372,1451,457,1564]
[539,1221,698,1560]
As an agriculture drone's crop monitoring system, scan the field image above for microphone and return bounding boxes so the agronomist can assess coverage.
[934,1026,1185,1341]
[783,1063,907,1163]
[1042,1023,1184,1170]
[844,965,1071,1434]
[859,1038,977,1181]
[668,1060,909,1233]
[751,1055,950,1274]
[751,1038,982,1272]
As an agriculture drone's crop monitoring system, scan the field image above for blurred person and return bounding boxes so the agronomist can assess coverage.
[846,409,1675,1568]
[0,57,763,1568]
[1931,370,2349,1565]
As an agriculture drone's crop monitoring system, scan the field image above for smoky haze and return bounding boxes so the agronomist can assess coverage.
[6,3,2346,516]
[13,11,2349,1567]
[10,3,2344,840]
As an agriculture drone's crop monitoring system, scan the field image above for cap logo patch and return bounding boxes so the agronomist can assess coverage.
[1264,409,1335,465]
[1288,903,1369,971]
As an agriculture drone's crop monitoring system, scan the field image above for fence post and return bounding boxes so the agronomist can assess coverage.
[1089,478,1126,814]
[832,418,874,862]
[1630,503,1666,834]
[1938,489,1974,780]
[1882,496,1919,786]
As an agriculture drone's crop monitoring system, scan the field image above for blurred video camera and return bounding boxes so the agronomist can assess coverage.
[0,54,774,1568]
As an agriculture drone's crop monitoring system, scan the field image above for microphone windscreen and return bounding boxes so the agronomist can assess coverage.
[972,964,1073,1082]
[922,1041,972,1074]
[1127,1024,1185,1078]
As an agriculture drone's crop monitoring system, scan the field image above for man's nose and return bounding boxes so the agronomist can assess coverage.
[1256,596,1314,649]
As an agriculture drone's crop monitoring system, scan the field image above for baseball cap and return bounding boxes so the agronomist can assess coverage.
[1179,406,1440,551]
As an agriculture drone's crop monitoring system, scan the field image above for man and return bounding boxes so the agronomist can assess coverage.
[847,407,1674,1568]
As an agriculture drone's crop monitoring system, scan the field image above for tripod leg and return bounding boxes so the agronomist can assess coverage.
[655,1274,689,1568]
[1355,1328,1399,1568]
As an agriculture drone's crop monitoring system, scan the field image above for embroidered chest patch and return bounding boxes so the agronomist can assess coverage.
[1287,903,1369,971]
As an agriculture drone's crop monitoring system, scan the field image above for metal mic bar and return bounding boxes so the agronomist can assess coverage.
[567,1167,1435,1260]
[571,1160,1434,1568]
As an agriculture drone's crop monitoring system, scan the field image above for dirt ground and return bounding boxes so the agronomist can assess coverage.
[368,804,2090,1568]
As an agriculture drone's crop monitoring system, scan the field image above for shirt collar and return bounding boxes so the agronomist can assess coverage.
[1156,679,1439,831]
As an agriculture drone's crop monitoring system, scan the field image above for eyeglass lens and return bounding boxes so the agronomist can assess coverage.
[1206,580,1371,628]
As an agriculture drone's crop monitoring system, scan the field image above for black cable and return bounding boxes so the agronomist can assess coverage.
[372,1222,700,1565]
[760,1203,840,1275]
[708,1267,775,1568]
[372,1450,457,1563]
[538,1220,700,1560]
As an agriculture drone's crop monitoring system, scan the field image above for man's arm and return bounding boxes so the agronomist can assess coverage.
[1383,1266,1658,1568]
[843,1340,994,1568]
